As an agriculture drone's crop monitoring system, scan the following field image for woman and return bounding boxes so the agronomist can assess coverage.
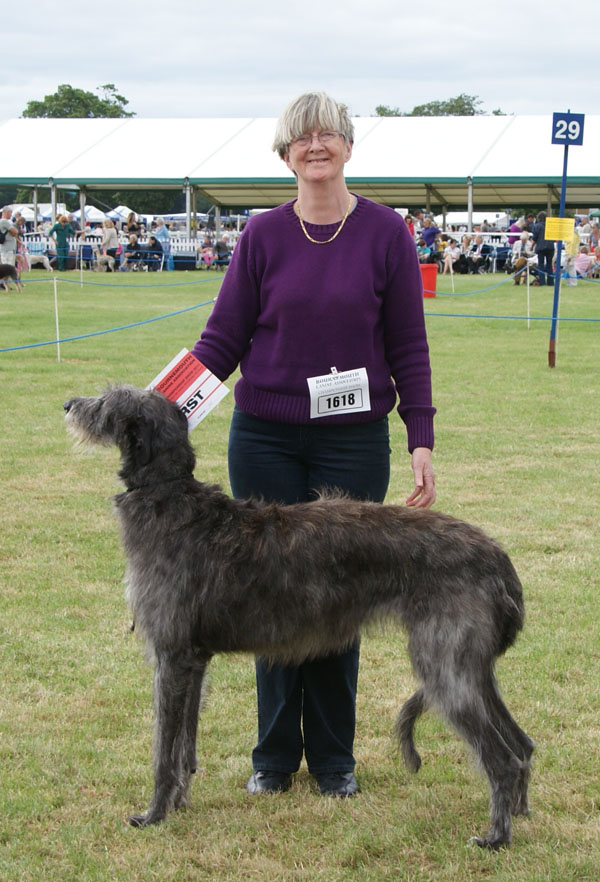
[190,92,436,798]
[48,214,77,271]
[145,235,163,270]
[119,234,141,271]
[531,211,555,286]
[442,238,461,274]
[511,232,533,285]
[100,219,118,270]
[574,245,593,278]
[124,212,139,235]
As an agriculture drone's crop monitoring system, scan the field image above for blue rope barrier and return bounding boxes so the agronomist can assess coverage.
[425,312,600,322]
[19,274,222,289]
[2,271,597,355]
[0,297,217,353]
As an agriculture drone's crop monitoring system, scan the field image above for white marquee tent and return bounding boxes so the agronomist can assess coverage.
[1,115,597,225]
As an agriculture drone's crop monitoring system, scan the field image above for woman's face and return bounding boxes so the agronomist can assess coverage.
[283,130,352,185]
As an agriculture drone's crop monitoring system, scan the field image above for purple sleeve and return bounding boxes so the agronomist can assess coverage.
[191,230,259,380]
[384,225,435,451]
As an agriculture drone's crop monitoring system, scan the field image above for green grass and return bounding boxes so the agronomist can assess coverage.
[1,269,599,881]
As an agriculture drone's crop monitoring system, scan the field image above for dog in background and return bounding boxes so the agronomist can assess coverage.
[0,263,23,291]
[91,243,116,272]
[64,385,534,849]
[27,253,52,271]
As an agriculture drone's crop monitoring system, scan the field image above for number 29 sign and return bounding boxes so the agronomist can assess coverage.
[551,112,585,146]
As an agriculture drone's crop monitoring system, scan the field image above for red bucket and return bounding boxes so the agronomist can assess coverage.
[420,264,437,297]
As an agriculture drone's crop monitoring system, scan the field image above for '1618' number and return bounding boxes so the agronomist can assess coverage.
[326,392,355,409]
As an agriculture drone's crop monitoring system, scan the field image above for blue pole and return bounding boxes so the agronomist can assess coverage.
[548,143,569,368]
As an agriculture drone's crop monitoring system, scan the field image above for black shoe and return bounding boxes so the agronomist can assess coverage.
[246,771,292,794]
[316,772,360,797]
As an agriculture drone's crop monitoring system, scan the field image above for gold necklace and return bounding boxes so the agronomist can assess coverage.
[295,196,354,245]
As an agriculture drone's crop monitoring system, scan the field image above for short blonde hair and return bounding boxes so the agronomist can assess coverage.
[272,92,354,158]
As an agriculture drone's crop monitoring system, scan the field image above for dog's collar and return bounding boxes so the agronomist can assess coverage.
[125,474,193,493]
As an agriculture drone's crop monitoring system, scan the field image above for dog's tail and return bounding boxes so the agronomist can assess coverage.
[395,688,426,772]
[496,554,525,656]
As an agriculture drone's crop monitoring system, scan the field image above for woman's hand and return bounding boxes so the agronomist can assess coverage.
[406,447,436,509]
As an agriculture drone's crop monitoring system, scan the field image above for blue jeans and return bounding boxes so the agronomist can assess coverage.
[228,407,391,774]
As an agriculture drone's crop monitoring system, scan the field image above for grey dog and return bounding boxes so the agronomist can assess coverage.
[64,384,533,848]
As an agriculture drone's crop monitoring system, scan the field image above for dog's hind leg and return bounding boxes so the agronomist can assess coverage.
[129,652,209,827]
[395,689,426,772]
[435,681,523,850]
[484,676,534,817]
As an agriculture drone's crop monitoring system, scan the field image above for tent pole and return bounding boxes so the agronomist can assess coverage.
[184,178,191,238]
[467,176,473,232]
[33,186,39,232]
[49,178,56,226]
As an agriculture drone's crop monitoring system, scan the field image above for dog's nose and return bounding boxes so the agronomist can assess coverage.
[63,399,74,413]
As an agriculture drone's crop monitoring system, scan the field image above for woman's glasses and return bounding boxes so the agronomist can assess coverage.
[290,131,343,148]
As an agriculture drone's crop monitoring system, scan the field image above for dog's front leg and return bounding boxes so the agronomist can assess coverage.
[129,652,204,827]
[173,658,209,810]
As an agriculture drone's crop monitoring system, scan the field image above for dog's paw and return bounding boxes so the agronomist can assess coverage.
[469,835,509,851]
[128,811,165,828]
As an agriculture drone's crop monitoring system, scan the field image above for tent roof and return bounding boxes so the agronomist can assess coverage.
[1,115,598,210]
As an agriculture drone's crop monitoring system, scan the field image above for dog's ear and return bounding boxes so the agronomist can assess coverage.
[131,394,189,467]
[130,415,155,467]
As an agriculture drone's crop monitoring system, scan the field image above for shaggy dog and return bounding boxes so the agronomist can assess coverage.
[64,385,533,848]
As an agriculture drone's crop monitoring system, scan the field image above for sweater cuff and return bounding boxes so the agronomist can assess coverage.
[404,413,435,453]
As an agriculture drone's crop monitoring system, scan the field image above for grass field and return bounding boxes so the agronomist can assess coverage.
[1,269,599,881]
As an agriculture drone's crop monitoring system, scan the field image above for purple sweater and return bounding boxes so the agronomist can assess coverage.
[192,196,435,451]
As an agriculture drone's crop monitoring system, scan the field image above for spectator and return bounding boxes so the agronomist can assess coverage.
[14,213,27,237]
[511,233,533,285]
[213,235,231,267]
[119,234,142,270]
[420,217,440,250]
[467,235,487,274]
[67,213,81,233]
[124,212,140,235]
[531,211,555,286]
[507,218,522,245]
[577,215,591,238]
[574,245,593,278]
[0,207,18,267]
[100,219,118,271]
[404,214,415,237]
[197,236,214,268]
[416,238,431,263]
[48,214,77,271]
[154,218,171,253]
[145,235,163,271]
[441,238,461,274]
[412,208,424,231]
[590,244,600,278]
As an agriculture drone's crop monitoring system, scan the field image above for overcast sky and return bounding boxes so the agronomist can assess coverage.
[2,1,594,123]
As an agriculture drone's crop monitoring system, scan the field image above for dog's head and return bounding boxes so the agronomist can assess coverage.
[64,385,195,481]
